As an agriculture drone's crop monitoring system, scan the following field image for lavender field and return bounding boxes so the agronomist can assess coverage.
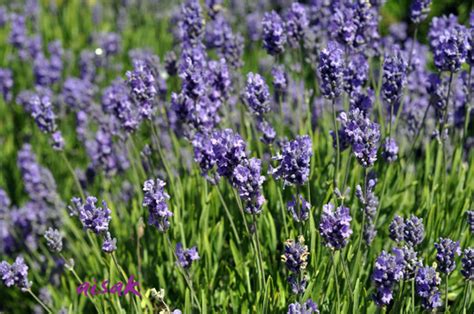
[0,0,473,313]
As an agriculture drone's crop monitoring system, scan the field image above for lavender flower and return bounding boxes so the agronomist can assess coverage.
[434,238,461,274]
[143,178,172,232]
[287,299,319,314]
[318,42,344,99]
[102,79,140,132]
[271,135,312,186]
[179,0,204,46]
[396,245,422,280]
[77,197,112,235]
[0,68,13,102]
[288,274,308,295]
[211,129,247,179]
[415,266,442,310]
[319,203,352,250]
[164,51,178,76]
[9,14,27,50]
[287,194,311,223]
[44,228,63,253]
[256,118,276,144]
[95,32,121,56]
[231,158,266,215]
[272,65,288,101]
[27,92,57,134]
[409,0,432,24]
[102,232,117,253]
[432,22,470,72]
[371,250,404,306]
[208,59,231,102]
[339,108,381,167]
[344,54,369,93]
[382,50,406,107]
[17,144,59,204]
[467,211,474,233]
[0,256,31,290]
[355,176,379,245]
[461,248,474,280]
[285,2,308,47]
[262,11,287,56]
[61,77,95,111]
[175,243,200,269]
[126,59,157,119]
[382,138,398,163]
[404,215,425,247]
[221,32,244,69]
[281,236,309,274]
[245,72,271,116]
[390,216,405,242]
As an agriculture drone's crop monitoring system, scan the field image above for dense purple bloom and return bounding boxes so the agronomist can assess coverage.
[409,0,432,24]
[468,12,474,65]
[205,14,231,49]
[262,11,287,56]
[338,108,381,167]
[61,77,95,111]
[17,144,59,204]
[95,32,121,56]
[389,215,405,243]
[415,266,442,310]
[175,242,200,269]
[285,2,308,47]
[287,194,311,223]
[287,299,319,314]
[318,42,344,99]
[396,245,422,280]
[26,92,57,133]
[231,158,265,215]
[126,59,157,120]
[287,274,308,295]
[102,79,139,132]
[143,178,172,232]
[220,32,244,69]
[211,129,247,179]
[281,236,309,274]
[256,118,276,144]
[86,127,130,176]
[344,53,369,93]
[404,215,425,247]
[382,50,406,107]
[0,68,13,102]
[207,59,231,102]
[179,0,204,46]
[44,227,63,253]
[272,65,288,101]
[245,72,271,116]
[434,237,461,274]
[102,232,117,253]
[9,14,27,50]
[271,135,312,186]
[356,177,379,245]
[431,19,470,72]
[371,250,404,306]
[329,1,380,51]
[349,89,374,115]
[76,196,111,235]
[0,256,31,290]
[382,138,398,163]
[461,248,474,280]
[468,211,474,234]
[319,203,352,250]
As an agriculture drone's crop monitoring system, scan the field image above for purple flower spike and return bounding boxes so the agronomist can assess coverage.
[319,203,352,250]
[143,178,172,233]
[287,298,319,314]
[410,0,432,24]
[371,250,404,306]
[245,72,271,116]
[318,42,344,99]
[231,158,266,215]
[0,256,31,290]
[382,138,399,163]
[434,237,461,274]
[0,68,13,102]
[415,266,442,310]
[262,11,287,56]
[271,135,312,187]
[287,194,311,223]
[175,243,200,269]
[77,197,112,235]
[281,236,309,274]
[285,2,308,47]
[461,248,474,281]
[467,211,474,233]
[404,215,425,247]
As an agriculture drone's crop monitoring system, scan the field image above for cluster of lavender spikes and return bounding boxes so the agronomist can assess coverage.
[319,203,352,250]
[389,214,425,247]
[0,256,31,290]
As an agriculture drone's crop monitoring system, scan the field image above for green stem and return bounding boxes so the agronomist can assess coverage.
[61,152,85,199]
[331,98,340,191]
[445,274,449,313]
[215,185,241,244]
[331,252,341,312]
[26,289,52,314]
[253,215,266,292]
[340,251,354,301]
